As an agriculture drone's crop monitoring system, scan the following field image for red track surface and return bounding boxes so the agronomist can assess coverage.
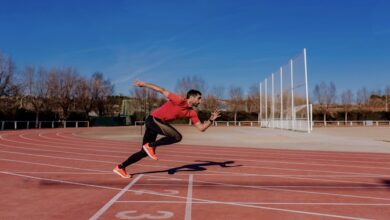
[1,128,390,220]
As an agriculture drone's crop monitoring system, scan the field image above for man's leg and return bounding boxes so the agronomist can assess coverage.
[120,122,158,167]
[148,117,182,147]
[113,117,158,178]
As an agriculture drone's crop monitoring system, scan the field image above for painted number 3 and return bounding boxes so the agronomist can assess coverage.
[116,210,174,219]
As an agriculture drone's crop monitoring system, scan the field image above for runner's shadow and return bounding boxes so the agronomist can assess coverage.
[382,179,390,189]
[132,160,241,175]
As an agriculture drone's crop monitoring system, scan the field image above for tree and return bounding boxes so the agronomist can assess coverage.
[0,51,17,96]
[228,85,244,124]
[340,89,353,123]
[91,72,114,116]
[356,87,369,111]
[23,66,49,127]
[130,86,159,118]
[202,85,225,112]
[74,76,93,119]
[313,81,337,122]
[385,86,390,112]
[47,67,79,120]
[246,84,260,113]
[175,75,207,97]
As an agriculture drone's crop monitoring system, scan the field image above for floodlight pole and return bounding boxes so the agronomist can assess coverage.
[303,48,311,133]
[280,67,283,129]
[259,82,262,123]
[290,59,294,130]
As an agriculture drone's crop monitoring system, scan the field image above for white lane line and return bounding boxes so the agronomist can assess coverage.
[116,201,390,206]
[0,158,108,173]
[0,171,124,191]
[0,171,373,220]
[6,132,390,173]
[89,174,143,220]
[185,175,193,220]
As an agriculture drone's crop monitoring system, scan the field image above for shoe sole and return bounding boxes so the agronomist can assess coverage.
[143,145,158,160]
[113,169,131,178]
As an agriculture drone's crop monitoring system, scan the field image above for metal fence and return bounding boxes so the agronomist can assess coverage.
[313,120,390,127]
[259,48,311,133]
[0,121,90,130]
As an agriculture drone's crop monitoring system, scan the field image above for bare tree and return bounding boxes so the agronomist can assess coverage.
[356,87,369,111]
[23,66,49,127]
[246,84,260,113]
[47,67,79,120]
[91,72,114,116]
[202,85,225,112]
[313,81,337,122]
[74,76,93,119]
[228,85,244,124]
[340,89,353,123]
[0,51,17,96]
[130,86,159,118]
[175,75,207,97]
[385,86,390,112]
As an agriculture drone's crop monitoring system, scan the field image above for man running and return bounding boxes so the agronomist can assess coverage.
[113,80,221,178]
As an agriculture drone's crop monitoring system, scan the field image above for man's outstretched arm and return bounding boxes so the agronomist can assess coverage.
[194,109,221,132]
[133,80,170,97]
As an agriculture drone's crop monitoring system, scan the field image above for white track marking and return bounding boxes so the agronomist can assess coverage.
[185,175,193,220]
[0,158,109,173]
[4,131,390,174]
[89,175,143,220]
[2,142,390,182]
[116,201,390,206]
[9,132,390,168]
[0,171,372,220]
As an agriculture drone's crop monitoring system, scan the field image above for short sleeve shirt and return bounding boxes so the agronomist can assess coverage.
[150,93,200,124]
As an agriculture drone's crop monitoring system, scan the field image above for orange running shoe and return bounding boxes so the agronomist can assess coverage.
[113,165,131,178]
[143,143,158,160]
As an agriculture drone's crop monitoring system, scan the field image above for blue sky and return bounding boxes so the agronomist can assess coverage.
[1,0,389,97]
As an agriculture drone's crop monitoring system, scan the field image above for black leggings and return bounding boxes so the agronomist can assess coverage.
[120,116,182,168]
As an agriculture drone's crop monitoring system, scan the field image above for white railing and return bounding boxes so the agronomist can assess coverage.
[134,121,262,127]
[0,120,90,130]
[313,120,390,127]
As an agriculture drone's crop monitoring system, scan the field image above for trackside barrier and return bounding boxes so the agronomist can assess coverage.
[313,120,390,127]
[134,121,262,127]
[0,121,89,130]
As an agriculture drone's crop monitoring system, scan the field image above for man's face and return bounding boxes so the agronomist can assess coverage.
[189,94,202,107]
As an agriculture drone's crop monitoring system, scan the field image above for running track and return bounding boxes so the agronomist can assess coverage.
[1,128,390,220]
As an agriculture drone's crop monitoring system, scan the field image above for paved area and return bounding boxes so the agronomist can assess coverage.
[80,126,390,153]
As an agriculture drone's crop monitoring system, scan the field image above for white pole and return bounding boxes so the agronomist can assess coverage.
[303,48,311,133]
[280,67,283,129]
[290,59,294,130]
[259,82,262,124]
[265,79,268,125]
[271,73,275,128]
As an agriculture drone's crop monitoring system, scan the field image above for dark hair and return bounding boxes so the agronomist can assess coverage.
[186,89,202,99]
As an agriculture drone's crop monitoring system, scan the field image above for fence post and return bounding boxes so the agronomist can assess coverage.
[14,121,17,130]
[87,121,90,127]
[27,121,30,129]
[64,121,66,128]
[76,121,78,128]
[1,121,4,130]
[39,122,42,128]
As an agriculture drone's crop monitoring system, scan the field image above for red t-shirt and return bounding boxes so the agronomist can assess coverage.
[151,93,200,124]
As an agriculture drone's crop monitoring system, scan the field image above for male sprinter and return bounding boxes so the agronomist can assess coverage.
[113,80,221,178]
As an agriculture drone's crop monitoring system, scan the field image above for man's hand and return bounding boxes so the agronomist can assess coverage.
[133,80,146,87]
[132,80,170,97]
[209,109,221,121]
